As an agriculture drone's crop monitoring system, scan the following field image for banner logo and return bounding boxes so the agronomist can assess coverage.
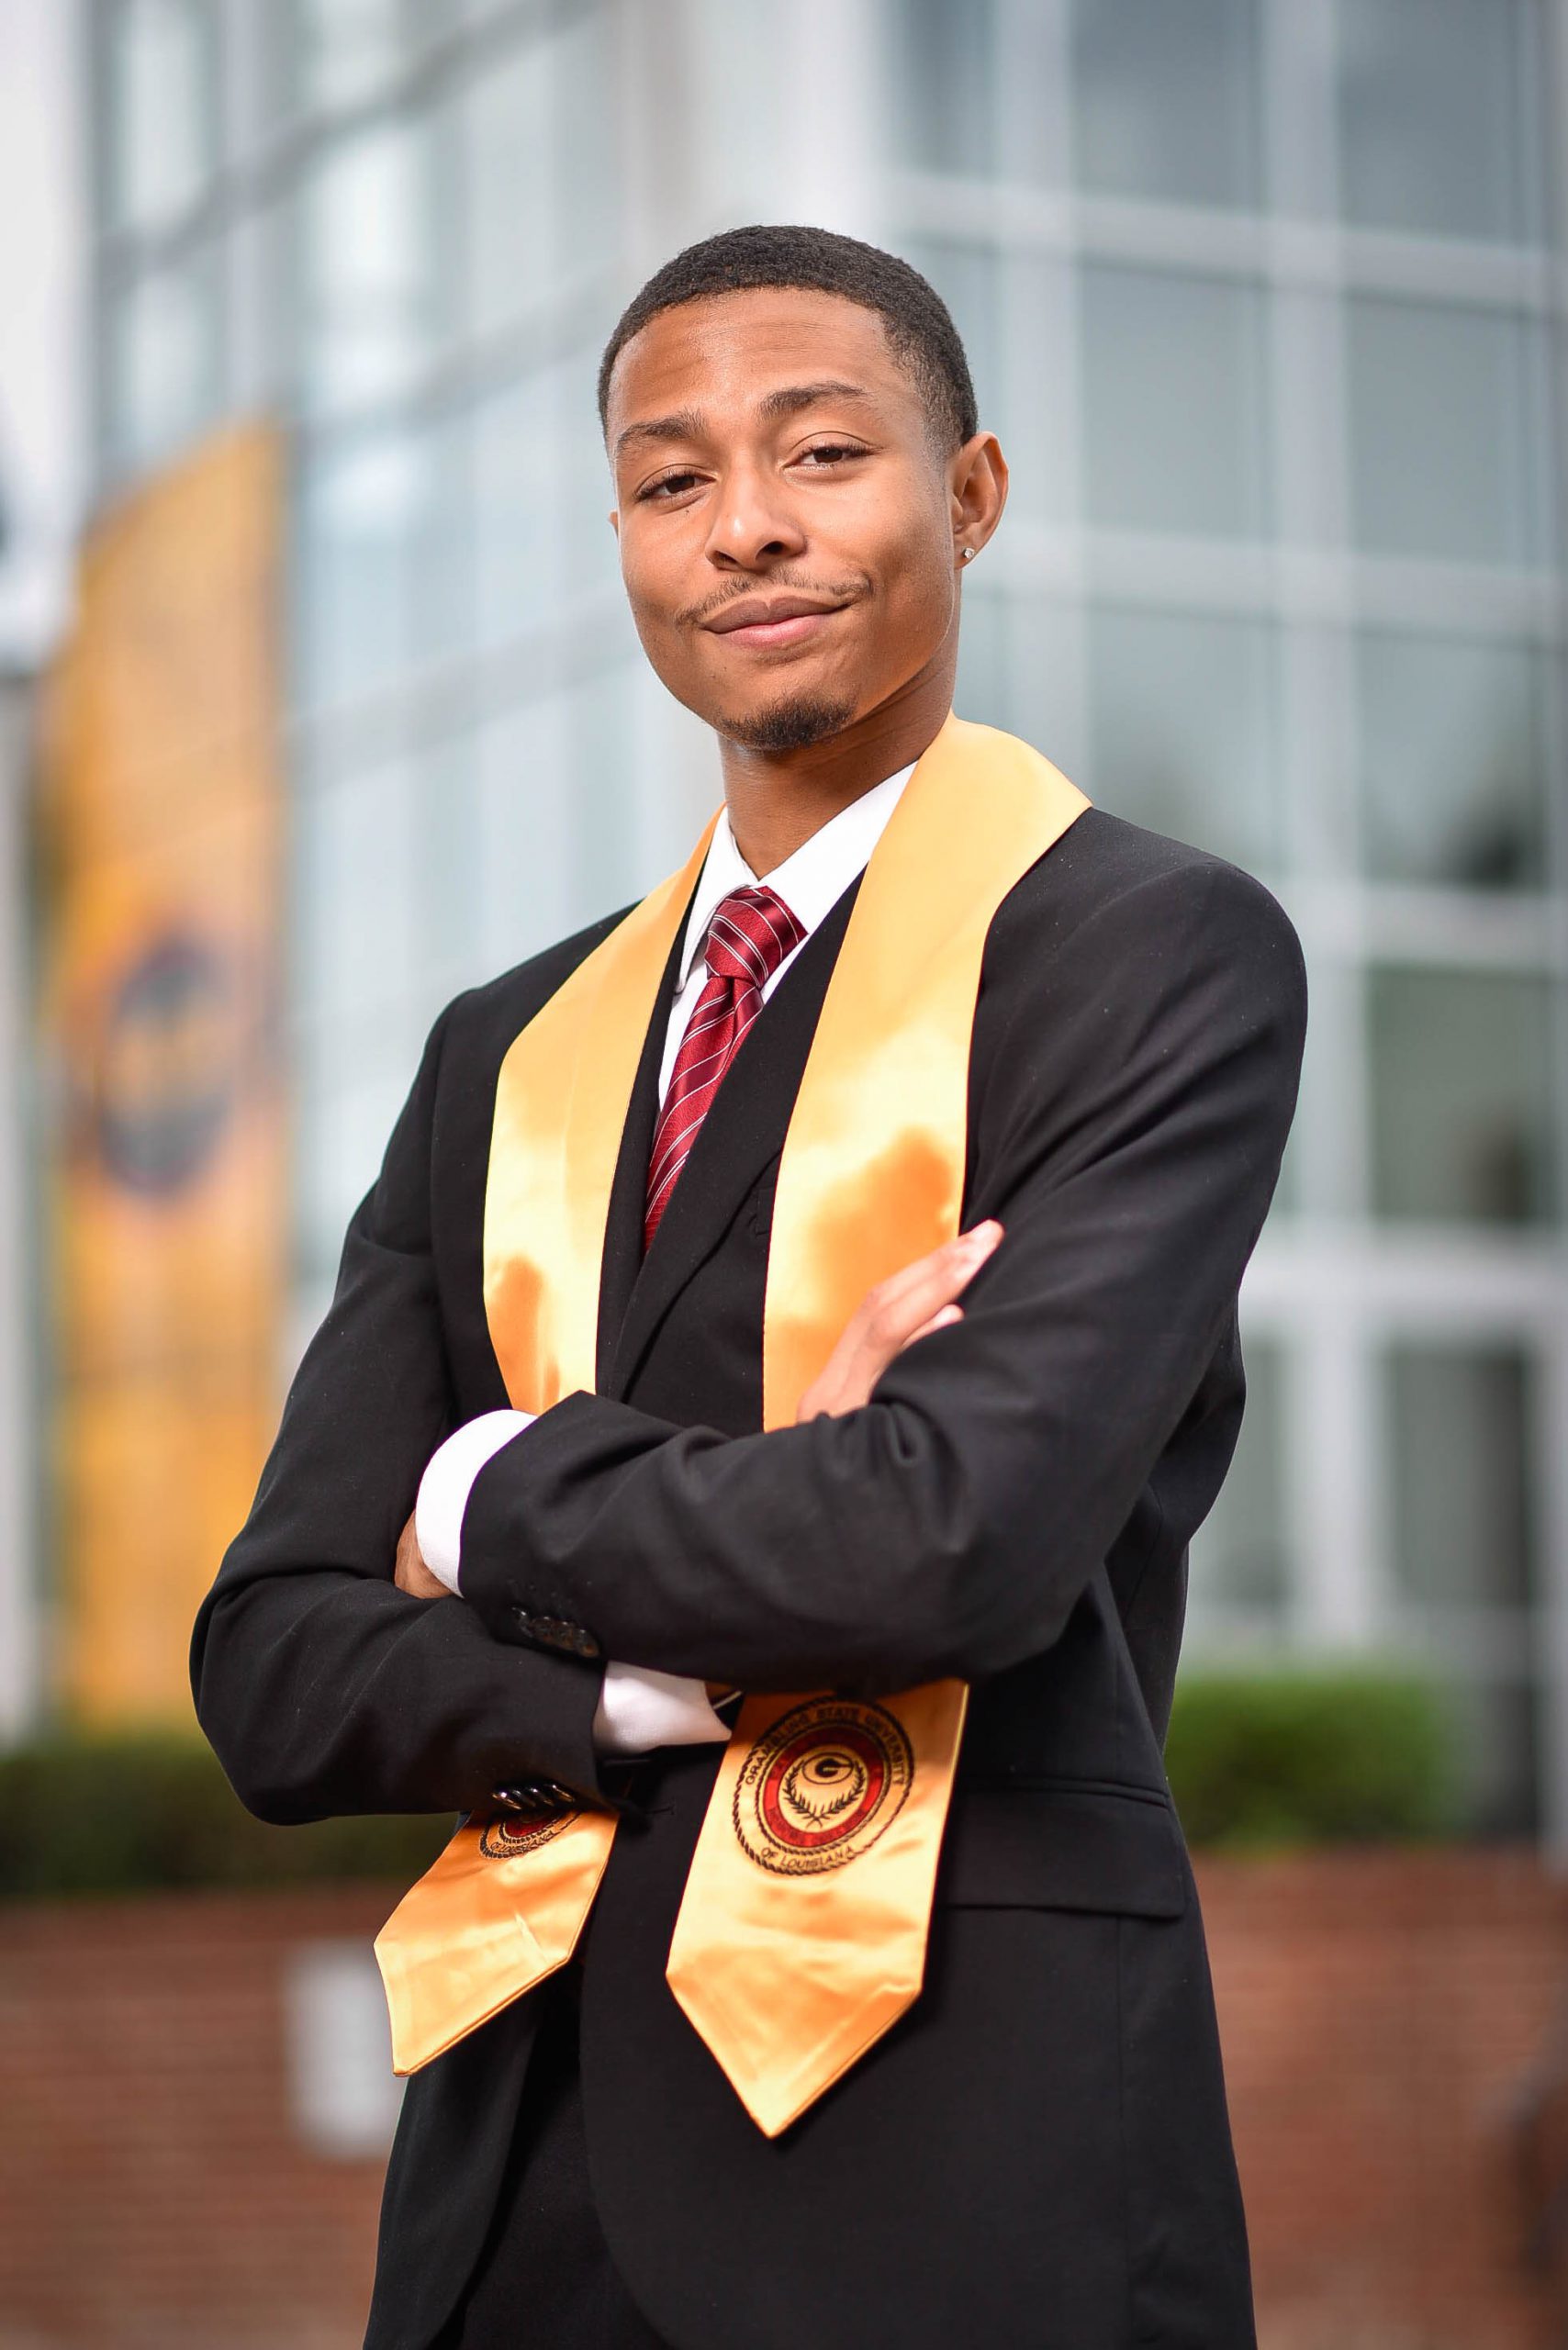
[734,1697,914,1875]
[478,1812,576,1861]
[81,932,252,1197]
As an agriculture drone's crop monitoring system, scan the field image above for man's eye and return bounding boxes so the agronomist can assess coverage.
[797,443,862,467]
[640,471,702,501]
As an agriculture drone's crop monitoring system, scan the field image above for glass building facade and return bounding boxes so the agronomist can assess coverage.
[84,0,1568,1837]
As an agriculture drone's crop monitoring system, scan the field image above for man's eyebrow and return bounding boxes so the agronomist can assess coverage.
[756,380,875,422]
[614,407,707,459]
[614,381,877,459]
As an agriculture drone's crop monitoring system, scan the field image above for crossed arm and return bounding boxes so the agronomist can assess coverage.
[191,860,1305,1824]
[390,1225,1002,1752]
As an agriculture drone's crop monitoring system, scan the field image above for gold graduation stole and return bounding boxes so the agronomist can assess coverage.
[375,713,1088,2135]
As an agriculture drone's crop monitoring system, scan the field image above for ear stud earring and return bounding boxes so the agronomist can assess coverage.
[959,545,975,562]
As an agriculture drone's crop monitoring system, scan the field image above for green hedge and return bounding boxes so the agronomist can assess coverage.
[1163,1664,1458,1851]
[0,1732,448,1902]
[0,1667,1457,1900]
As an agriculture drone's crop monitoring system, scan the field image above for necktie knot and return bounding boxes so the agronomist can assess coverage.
[702,887,804,990]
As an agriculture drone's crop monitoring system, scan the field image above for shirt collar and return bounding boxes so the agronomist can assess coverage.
[675,759,916,989]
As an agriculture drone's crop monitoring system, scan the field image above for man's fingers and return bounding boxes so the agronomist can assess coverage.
[860,1222,1002,1351]
[907,1303,964,1345]
[868,1221,1002,1314]
[800,1222,1002,1424]
[394,1508,450,1600]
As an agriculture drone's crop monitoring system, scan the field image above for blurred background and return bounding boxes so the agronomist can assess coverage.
[1,2,1566,2345]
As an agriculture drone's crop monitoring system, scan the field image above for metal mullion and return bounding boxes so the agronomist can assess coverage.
[1350,886,1563,976]
[1291,1292,1383,1651]
[1004,0,1083,759]
[995,0,1063,191]
[95,0,591,280]
[1245,1229,1568,1332]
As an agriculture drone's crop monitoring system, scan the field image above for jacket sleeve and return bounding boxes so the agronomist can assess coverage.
[456,861,1308,1695]
[189,1000,606,1825]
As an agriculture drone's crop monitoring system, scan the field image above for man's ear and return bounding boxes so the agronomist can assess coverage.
[609,509,621,539]
[949,431,1008,557]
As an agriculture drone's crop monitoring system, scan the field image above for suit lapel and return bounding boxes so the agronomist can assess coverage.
[595,913,689,1386]
[606,876,864,1404]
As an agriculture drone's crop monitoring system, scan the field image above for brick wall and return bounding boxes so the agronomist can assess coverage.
[1,1855,1565,2349]
[1203,1852,1568,2350]
[0,1887,389,2350]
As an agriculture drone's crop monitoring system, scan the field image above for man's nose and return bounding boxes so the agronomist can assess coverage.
[703,460,807,569]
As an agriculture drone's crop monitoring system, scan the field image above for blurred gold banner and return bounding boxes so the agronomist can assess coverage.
[42,422,286,1725]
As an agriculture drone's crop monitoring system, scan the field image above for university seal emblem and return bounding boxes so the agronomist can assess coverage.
[477,1812,576,1861]
[733,1697,914,1875]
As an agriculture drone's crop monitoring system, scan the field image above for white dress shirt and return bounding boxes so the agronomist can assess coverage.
[415,757,916,1752]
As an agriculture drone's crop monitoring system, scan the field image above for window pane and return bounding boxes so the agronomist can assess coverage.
[297,422,465,706]
[1367,968,1556,1225]
[1358,632,1551,890]
[475,665,640,958]
[106,249,224,476]
[474,372,557,645]
[1072,0,1260,210]
[230,190,295,414]
[465,14,621,342]
[476,700,577,975]
[890,0,997,176]
[294,751,419,1042]
[473,354,620,650]
[106,0,218,233]
[415,408,474,666]
[954,584,1010,734]
[1389,1347,1536,1610]
[1386,1342,1540,1835]
[1346,297,1551,568]
[1189,1337,1290,1631]
[286,0,454,110]
[1081,265,1270,538]
[952,590,1083,780]
[291,745,431,1280]
[291,733,480,1271]
[413,733,486,999]
[549,14,621,288]
[1338,0,1544,243]
[295,1061,411,1290]
[297,114,450,415]
[902,239,999,442]
[1087,605,1281,870]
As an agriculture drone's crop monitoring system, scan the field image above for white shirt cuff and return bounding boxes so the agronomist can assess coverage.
[592,1663,731,1755]
[414,1410,534,1595]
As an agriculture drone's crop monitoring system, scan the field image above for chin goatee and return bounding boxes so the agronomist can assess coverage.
[720,693,857,754]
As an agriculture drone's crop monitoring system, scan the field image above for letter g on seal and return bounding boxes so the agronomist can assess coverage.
[732,1696,915,1876]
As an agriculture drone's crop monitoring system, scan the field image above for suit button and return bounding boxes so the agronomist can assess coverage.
[491,1783,540,1816]
[509,1606,601,1662]
[491,1779,575,1818]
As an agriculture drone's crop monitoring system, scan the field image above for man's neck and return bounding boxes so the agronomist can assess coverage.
[717,665,952,878]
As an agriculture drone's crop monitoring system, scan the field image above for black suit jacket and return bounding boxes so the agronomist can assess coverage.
[192,806,1306,2350]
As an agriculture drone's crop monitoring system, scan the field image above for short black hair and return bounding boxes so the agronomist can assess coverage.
[598,224,978,450]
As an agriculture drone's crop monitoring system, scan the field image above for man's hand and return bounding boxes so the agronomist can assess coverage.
[394,1220,1000,1586]
[795,1220,1002,1422]
[395,1508,451,1599]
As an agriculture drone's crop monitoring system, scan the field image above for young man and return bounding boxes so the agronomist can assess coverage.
[193,227,1306,2350]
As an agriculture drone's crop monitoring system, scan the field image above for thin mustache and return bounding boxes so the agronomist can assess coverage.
[678,576,869,628]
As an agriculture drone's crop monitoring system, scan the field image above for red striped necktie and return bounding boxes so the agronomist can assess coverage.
[644,884,805,1248]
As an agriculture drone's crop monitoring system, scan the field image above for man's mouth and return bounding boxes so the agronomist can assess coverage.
[701,595,850,651]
